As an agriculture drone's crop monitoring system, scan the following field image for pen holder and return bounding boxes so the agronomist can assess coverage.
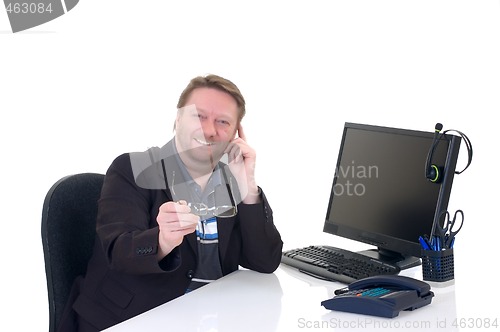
[421,248,454,282]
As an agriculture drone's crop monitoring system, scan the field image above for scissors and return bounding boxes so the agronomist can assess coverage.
[435,209,464,249]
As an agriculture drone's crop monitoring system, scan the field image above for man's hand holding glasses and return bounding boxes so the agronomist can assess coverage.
[156,200,199,258]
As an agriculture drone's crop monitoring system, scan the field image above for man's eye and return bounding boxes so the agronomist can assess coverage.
[217,120,230,126]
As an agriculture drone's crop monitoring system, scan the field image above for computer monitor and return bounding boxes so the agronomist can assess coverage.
[323,122,462,269]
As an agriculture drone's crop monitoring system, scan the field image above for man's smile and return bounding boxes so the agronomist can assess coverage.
[194,138,215,146]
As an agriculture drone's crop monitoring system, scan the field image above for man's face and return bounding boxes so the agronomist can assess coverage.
[175,87,239,168]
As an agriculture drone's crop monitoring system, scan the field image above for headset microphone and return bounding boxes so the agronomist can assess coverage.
[434,123,443,133]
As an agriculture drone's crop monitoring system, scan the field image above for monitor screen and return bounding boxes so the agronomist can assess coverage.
[323,122,461,269]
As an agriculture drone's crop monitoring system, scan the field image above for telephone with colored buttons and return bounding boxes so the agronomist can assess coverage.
[321,275,434,318]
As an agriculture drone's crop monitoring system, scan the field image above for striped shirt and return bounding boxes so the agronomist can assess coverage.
[171,147,224,293]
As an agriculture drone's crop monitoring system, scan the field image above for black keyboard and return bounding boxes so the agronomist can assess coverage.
[281,245,400,284]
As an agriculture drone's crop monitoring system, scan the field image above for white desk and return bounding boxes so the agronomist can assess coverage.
[104,264,459,332]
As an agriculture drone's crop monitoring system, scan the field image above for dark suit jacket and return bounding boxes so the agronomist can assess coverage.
[60,141,283,331]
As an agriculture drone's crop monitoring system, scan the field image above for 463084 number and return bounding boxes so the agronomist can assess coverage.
[452,318,498,329]
[6,2,53,14]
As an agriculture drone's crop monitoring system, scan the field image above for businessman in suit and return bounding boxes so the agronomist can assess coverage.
[58,74,283,331]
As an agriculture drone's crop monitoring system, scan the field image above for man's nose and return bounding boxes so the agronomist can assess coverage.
[201,120,217,138]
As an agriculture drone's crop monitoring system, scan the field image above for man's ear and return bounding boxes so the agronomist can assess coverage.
[233,122,241,139]
[172,116,179,132]
[173,108,183,131]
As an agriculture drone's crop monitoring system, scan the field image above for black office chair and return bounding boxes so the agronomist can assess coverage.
[41,173,105,332]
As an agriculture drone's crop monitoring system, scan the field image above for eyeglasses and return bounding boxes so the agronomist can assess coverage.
[186,182,238,218]
[188,202,237,218]
[165,165,238,218]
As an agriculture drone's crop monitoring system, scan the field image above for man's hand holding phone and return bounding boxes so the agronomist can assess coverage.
[225,124,260,204]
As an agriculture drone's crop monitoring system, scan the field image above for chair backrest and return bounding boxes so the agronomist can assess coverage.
[41,173,105,332]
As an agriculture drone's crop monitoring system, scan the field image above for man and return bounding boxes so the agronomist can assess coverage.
[59,74,283,331]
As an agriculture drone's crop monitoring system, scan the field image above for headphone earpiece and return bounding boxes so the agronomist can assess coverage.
[427,164,443,183]
[425,123,443,183]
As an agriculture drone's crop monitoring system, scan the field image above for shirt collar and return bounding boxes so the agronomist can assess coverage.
[171,138,222,202]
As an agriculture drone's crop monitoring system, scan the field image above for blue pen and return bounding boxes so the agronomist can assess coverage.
[434,235,441,251]
[449,237,455,249]
[419,236,431,250]
[430,236,440,251]
[430,236,435,251]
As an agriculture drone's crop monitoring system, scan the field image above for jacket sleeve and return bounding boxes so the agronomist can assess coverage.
[236,190,283,273]
[96,153,179,274]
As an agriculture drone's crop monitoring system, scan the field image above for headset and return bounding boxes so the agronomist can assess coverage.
[425,123,473,183]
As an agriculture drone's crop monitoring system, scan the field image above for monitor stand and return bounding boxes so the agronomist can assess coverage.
[357,248,421,270]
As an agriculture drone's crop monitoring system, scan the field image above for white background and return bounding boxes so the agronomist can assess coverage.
[1,1,499,330]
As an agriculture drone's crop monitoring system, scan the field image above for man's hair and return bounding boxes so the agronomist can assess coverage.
[177,74,246,122]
